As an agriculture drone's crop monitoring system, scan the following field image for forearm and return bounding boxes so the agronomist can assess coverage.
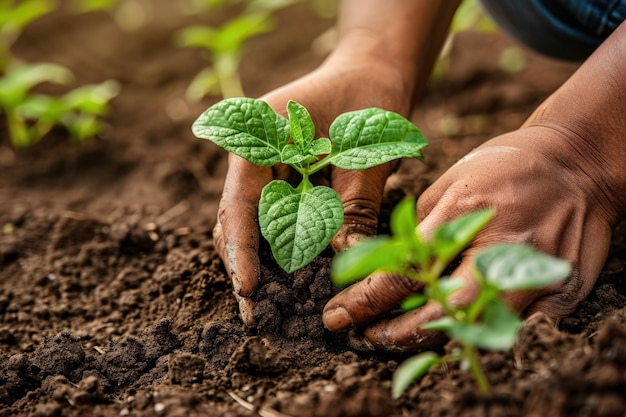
[329,0,461,103]
[525,21,626,222]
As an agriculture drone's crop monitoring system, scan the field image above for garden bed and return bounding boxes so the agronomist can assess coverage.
[1,2,625,416]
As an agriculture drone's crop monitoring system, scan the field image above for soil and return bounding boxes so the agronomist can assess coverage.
[1,2,626,417]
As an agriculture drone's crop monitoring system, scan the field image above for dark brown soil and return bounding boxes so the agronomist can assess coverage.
[1,2,625,417]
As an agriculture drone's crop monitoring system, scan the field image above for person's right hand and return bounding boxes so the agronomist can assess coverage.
[212,55,414,325]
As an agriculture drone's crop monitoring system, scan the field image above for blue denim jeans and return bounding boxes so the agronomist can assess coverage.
[479,0,626,60]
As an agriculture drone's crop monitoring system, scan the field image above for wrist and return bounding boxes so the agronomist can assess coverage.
[322,32,418,110]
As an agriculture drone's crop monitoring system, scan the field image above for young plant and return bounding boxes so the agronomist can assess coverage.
[0,0,56,70]
[176,0,302,100]
[0,0,120,148]
[331,198,571,397]
[192,97,428,272]
[0,62,120,148]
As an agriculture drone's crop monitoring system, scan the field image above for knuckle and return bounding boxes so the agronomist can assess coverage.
[530,271,586,318]
[359,275,421,311]
[341,197,381,229]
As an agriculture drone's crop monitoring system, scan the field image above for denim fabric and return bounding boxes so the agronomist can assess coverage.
[478,0,626,61]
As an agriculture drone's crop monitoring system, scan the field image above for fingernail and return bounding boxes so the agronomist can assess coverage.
[323,306,353,331]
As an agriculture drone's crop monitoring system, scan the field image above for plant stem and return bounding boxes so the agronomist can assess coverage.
[464,344,490,393]
[296,174,313,193]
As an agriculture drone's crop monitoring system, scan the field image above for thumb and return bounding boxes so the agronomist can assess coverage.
[330,164,392,252]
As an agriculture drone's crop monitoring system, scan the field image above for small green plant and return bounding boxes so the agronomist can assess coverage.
[0,62,120,148]
[176,0,303,100]
[0,0,56,70]
[0,0,120,148]
[331,198,571,397]
[192,97,428,272]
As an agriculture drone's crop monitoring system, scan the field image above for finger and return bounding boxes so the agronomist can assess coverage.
[363,259,479,352]
[216,154,272,296]
[362,302,447,352]
[322,272,422,332]
[235,293,255,327]
[330,164,392,252]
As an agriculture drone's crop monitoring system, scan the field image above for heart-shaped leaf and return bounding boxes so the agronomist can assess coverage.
[192,97,289,166]
[259,180,344,273]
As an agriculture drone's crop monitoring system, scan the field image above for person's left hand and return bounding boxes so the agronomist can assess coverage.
[322,125,618,352]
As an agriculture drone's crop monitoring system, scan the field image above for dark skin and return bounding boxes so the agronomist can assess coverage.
[213,0,626,352]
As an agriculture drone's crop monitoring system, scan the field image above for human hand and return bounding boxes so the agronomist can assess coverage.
[322,125,619,352]
[213,57,413,325]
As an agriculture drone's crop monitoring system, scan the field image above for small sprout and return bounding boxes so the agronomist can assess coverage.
[192,98,428,272]
[0,3,120,148]
[0,62,119,147]
[331,198,571,396]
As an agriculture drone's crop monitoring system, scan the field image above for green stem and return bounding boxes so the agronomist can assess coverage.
[464,344,490,393]
[214,52,244,98]
[307,155,333,175]
[296,173,313,193]
[6,110,30,148]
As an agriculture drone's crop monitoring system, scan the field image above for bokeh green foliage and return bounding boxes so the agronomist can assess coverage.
[0,0,120,148]
[176,0,307,101]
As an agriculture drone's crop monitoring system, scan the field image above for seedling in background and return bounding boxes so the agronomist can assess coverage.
[192,97,428,273]
[0,0,56,70]
[0,62,120,148]
[176,0,302,100]
[331,198,571,397]
[0,0,120,148]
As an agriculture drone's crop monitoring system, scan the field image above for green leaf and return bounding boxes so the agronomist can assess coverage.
[400,294,428,311]
[392,352,441,399]
[423,301,521,351]
[186,67,220,102]
[287,100,314,154]
[331,237,410,285]
[390,198,429,265]
[0,0,54,35]
[0,63,73,107]
[428,277,465,298]
[174,26,216,50]
[431,209,494,263]
[210,13,274,54]
[259,180,344,273]
[281,144,314,165]
[475,244,571,291]
[326,108,428,170]
[421,316,456,332]
[192,97,289,166]
[63,79,120,115]
[15,94,66,122]
[69,0,120,13]
[390,198,417,240]
[310,137,331,155]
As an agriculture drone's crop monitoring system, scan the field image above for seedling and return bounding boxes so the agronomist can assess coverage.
[331,198,571,397]
[0,62,120,148]
[0,1,120,148]
[192,97,428,272]
[176,0,302,100]
[0,0,56,70]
